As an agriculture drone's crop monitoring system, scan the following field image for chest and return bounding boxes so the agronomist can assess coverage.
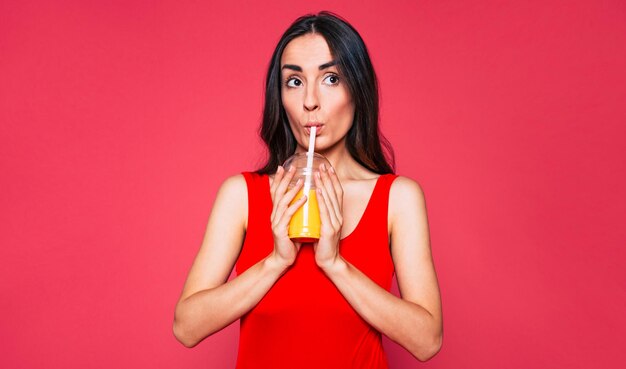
[340,179,379,238]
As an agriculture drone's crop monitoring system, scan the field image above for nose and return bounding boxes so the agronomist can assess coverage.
[303,84,319,111]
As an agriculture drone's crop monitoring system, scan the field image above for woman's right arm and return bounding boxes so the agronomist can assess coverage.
[173,168,304,348]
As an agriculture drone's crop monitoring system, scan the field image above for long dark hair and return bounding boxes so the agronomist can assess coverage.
[256,11,395,175]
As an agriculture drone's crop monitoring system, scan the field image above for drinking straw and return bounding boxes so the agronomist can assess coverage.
[306,126,316,170]
[302,126,316,224]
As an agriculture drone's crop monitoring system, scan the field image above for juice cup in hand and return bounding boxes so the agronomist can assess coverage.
[282,152,331,243]
[289,187,320,242]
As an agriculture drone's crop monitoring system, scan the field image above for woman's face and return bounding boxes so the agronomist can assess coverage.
[280,33,355,153]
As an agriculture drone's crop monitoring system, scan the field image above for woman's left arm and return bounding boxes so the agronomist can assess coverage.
[315,169,442,362]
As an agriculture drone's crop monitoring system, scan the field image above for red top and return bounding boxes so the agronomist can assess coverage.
[236,172,399,369]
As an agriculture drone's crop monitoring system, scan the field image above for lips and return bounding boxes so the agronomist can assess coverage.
[304,123,324,135]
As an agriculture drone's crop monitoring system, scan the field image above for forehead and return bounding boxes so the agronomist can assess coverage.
[281,34,333,69]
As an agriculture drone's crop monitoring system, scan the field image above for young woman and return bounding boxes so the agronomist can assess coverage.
[173,12,442,368]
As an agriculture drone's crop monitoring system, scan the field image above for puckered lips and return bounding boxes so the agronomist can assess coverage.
[304,122,324,135]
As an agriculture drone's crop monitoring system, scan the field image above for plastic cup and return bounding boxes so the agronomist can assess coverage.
[282,152,332,242]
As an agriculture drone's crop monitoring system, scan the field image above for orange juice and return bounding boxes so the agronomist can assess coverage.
[288,188,320,242]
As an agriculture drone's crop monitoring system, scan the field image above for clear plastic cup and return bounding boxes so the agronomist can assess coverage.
[282,152,332,242]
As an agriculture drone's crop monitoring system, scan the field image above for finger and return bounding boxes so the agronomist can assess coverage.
[319,164,341,217]
[276,194,307,235]
[320,185,340,229]
[316,187,333,230]
[275,165,296,203]
[270,166,285,222]
[327,165,344,212]
[318,164,342,222]
[271,165,296,220]
[274,177,303,222]
[280,193,307,225]
[270,165,284,199]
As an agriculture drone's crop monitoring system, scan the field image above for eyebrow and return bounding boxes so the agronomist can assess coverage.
[281,60,337,72]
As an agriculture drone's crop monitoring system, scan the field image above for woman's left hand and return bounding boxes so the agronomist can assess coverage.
[313,163,344,269]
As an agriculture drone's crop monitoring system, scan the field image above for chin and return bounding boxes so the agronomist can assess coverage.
[316,137,347,154]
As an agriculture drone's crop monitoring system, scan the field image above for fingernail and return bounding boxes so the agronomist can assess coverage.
[321,163,327,171]
[289,166,295,172]
[329,166,335,174]
[296,178,302,185]
[277,165,283,173]
[315,172,321,179]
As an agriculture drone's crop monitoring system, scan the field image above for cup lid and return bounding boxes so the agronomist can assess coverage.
[282,152,331,171]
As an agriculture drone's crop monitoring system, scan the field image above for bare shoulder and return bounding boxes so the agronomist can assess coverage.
[213,173,248,229]
[388,175,429,241]
[218,173,247,197]
[389,175,426,215]
[389,175,425,194]
[215,173,248,210]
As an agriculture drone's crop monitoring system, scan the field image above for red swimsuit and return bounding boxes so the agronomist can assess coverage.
[236,172,399,369]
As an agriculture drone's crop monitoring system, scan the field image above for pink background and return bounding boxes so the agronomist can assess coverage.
[1,0,625,368]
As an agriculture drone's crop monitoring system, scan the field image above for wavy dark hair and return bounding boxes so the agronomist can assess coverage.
[256,11,395,175]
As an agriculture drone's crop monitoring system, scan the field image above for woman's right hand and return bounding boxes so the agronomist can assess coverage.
[269,165,306,268]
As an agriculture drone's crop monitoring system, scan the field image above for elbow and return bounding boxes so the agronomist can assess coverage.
[173,314,199,348]
[412,331,442,362]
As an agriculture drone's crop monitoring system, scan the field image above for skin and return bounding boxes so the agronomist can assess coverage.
[173,33,443,361]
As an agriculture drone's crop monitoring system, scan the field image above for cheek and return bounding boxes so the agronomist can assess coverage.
[332,94,354,122]
[330,87,353,112]
[281,94,301,134]
[281,92,300,117]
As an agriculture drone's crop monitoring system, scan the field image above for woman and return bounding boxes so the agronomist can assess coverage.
[173,11,442,368]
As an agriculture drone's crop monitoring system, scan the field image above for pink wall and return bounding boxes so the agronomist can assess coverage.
[1,0,625,368]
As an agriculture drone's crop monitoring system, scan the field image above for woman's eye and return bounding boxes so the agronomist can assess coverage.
[323,74,340,85]
[286,78,302,88]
